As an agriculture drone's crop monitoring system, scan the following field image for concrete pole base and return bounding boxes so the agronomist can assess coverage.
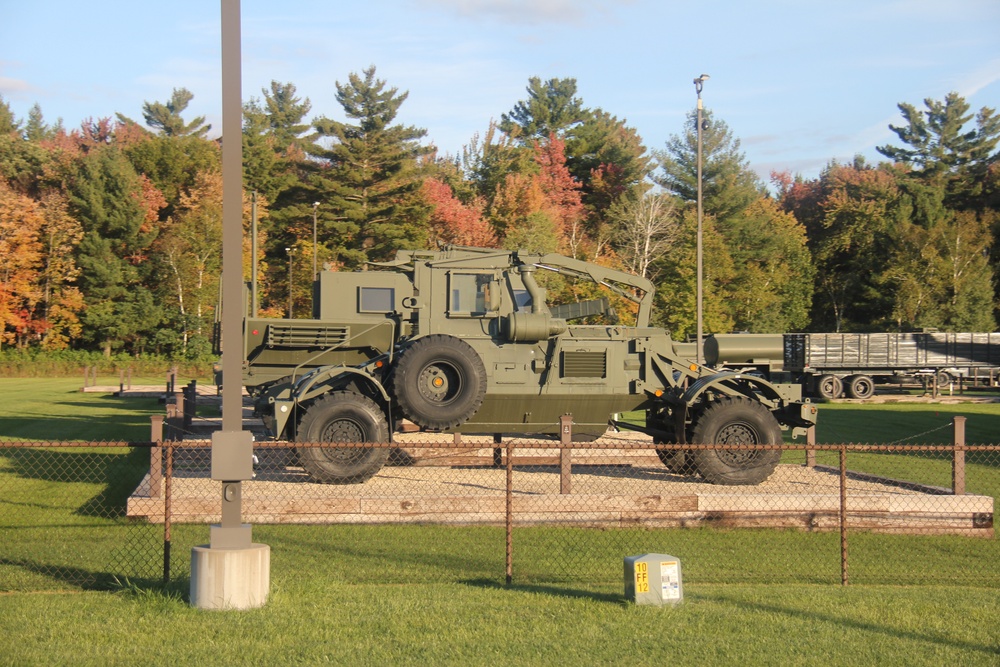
[190,544,270,610]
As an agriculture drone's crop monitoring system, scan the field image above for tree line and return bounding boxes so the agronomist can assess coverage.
[1,67,998,360]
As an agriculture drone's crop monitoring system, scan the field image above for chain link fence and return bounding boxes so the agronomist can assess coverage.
[3,419,997,591]
[0,441,165,590]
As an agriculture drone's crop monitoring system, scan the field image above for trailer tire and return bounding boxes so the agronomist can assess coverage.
[935,370,954,389]
[846,374,875,400]
[689,397,783,485]
[296,392,390,484]
[392,334,487,430]
[817,374,843,400]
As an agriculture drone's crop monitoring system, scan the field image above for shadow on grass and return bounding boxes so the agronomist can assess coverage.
[460,577,626,606]
[0,557,130,591]
[0,447,150,518]
[0,392,161,442]
[699,590,1000,657]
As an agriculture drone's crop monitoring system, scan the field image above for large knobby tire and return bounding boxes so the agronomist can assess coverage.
[845,374,875,400]
[655,448,696,475]
[689,397,783,485]
[296,392,390,484]
[391,334,487,430]
[817,374,843,400]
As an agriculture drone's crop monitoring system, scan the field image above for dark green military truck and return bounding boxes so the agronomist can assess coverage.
[237,247,817,485]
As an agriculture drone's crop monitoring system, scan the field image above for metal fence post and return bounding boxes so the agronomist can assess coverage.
[840,444,848,586]
[505,437,513,586]
[559,414,572,494]
[163,443,174,584]
[183,380,197,429]
[149,415,163,498]
[952,416,966,496]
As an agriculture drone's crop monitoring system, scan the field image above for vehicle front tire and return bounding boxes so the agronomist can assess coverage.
[689,397,783,485]
[296,392,390,484]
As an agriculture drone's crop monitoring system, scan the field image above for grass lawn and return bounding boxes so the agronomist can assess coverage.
[1,380,999,664]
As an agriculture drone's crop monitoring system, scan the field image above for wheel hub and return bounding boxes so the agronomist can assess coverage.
[714,422,763,466]
[418,363,460,404]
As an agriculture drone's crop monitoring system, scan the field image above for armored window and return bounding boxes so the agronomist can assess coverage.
[513,289,532,311]
[449,272,496,317]
[359,287,394,313]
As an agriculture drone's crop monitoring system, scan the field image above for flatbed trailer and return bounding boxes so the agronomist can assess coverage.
[706,332,1000,399]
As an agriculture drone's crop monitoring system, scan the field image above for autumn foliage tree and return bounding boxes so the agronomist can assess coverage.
[421,178,496,247]
[0,182,44,349]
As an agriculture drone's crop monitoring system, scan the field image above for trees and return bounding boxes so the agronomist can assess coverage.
[608,192,679,282]
[877,92,1000,209]
[69,146,165,355]
[311,66,432,267]
[500,77,586,142]
[135,88,212,138]
[499,78,652,256]
[654,109,761,220]
[654,108,811,335]
[781,155,997,333]
[0,182,44,349]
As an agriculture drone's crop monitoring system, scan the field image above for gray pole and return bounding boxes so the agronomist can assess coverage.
[251,191,258,318]
[190,0,268,611]
[694,74,709,366]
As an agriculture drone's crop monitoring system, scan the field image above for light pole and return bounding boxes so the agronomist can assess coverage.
[286,246,294,318]
[694,73,709,366]
[312,201,320,278]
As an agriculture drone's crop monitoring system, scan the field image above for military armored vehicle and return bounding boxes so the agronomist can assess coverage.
[238,247,817,485]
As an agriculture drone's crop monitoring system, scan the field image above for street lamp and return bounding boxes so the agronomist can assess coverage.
[286,246,294,319]
[694,73,709,366]
[312,201,320,278]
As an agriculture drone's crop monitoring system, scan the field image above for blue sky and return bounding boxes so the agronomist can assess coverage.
[2,0,999,180]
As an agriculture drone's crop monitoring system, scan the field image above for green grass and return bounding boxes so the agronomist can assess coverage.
[1,578,998,666]
[1,380,999,664]
[0,378,163,442]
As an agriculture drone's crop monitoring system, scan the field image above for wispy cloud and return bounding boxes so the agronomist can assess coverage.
[416,0,632,26]
[0,75,34,97]
[953,57,1000,99]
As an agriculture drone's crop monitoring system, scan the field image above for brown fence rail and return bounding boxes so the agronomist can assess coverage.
[1,432,998,591]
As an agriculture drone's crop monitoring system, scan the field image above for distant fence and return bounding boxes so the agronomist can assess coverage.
[1,416,997,591]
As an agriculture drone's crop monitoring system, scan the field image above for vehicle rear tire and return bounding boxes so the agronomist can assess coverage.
[845,374,875,400]
[689,397,783,485]
[817,374,843,400]
[391,334,487,430]
[296,392,390,484]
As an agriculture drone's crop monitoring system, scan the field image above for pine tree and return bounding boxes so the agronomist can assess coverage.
[135,88,211,138]
[311,66,432,266]
[654,109,761,221]
[0,95,19,135]
[877,92,1000,210]
[69,146,164,354]
[500,77,586,142]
